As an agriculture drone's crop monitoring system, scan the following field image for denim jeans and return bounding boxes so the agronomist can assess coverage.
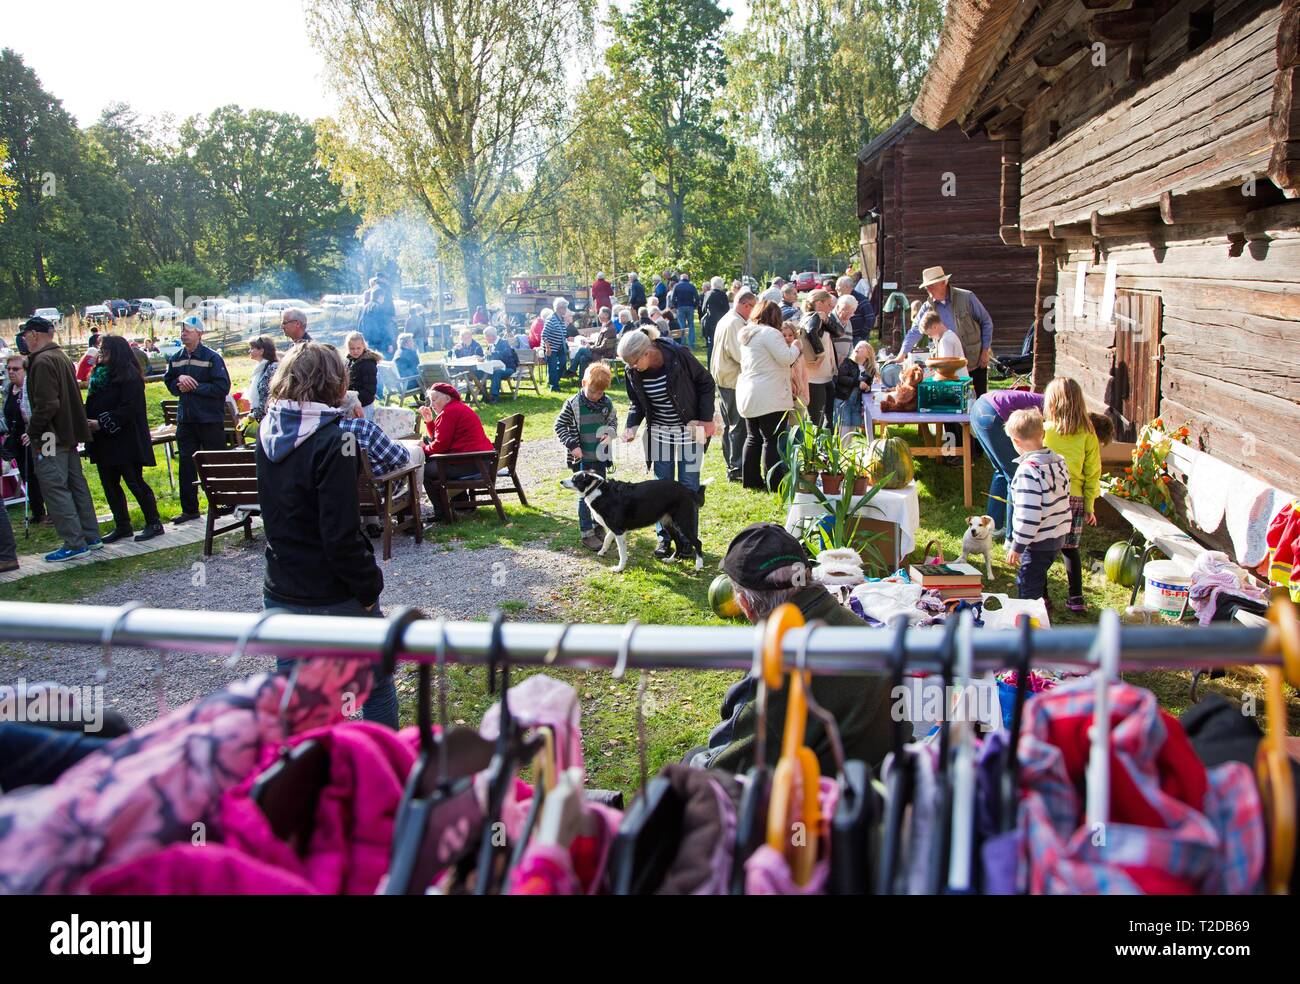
[650,435,702,543]
[480,367,513,399]
[568,347,594,380]
[1016,536,1064,601]
[677,307,695,348]
[546,349,566,391]
[970,395,1018,530]
[0,723,113,791]
[265,593,398,729]
[575,460,608,532]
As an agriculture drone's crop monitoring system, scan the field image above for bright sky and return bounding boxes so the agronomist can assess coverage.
[5,0,751,128]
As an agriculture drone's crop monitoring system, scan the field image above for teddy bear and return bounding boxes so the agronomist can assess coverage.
[881,364,925,412]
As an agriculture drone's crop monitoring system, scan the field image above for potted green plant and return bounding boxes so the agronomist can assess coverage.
[799,437,894,574]
[770,412,822,506]
[817,428,850,495]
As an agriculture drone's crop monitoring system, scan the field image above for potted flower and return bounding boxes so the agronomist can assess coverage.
[771,413,823,505]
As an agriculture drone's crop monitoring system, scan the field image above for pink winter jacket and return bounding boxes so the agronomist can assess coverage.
[85,722,418,895]
[0,657,377,894]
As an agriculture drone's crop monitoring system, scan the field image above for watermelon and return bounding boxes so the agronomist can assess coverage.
[709,574,742,619]
[864,437,914,489]
[1104,541,1143,587]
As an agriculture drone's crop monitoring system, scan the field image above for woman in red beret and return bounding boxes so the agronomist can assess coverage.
[420,382,495,520]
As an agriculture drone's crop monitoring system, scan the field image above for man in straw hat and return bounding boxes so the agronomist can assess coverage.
[895,265,995,398]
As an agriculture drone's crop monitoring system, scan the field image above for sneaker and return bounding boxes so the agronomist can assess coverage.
[101,527,134,545]
[581,532,604,550]
[171,512,201,525]
[45,546,88,563]
[1067,595,1087,613]
[653,539,676,562]
[85,538,104,551]
[134,523,164,542]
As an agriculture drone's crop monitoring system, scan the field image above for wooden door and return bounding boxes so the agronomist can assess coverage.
[1110,289,1162,441]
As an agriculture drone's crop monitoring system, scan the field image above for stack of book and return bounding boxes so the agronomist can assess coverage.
[909,562,984,600]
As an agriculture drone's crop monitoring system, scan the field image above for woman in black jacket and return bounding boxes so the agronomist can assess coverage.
[85,335,163,543]
[345,331,380,418]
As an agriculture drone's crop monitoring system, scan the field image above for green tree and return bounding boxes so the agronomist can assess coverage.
[307,0,595,312]
[605,0,732,256]
[178,105,358,296]
[726,0,944,259]
[0,140,16,219]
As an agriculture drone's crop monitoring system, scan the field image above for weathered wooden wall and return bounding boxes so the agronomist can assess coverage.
[1050,225,1300,492]
[1019,0,1284,228]
[870,122,1037,352]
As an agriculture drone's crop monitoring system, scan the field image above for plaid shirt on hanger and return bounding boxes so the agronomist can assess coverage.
[1015,679,1264,895]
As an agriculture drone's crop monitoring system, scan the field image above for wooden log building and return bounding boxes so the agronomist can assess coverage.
[911,0,1300,493]
[856,113,1039,353]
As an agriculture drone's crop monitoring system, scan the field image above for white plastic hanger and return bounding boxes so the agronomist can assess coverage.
[1085,609,1121,832]
[947,611,977,892]
[537,766,597,848]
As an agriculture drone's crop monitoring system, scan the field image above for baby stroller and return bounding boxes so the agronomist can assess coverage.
[991,325,1035,389]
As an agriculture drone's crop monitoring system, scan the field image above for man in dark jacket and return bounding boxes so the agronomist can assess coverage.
[19,317,102,562]
[627,272,647,311]
[692,523,894,775]
[698,276,730,368]
[669,273,700,348]
[164,314,231,524]
[256,342,395,728]
[616,330,716,561]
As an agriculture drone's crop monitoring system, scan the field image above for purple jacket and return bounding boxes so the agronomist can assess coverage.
[983,389,1044,421]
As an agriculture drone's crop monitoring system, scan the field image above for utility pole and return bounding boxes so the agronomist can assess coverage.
[746,224,753,279]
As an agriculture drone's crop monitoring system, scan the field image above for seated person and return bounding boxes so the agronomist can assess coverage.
[480,326,518,403]
[617,309,635,334]
[394,332,421,384]
[419,382,495,521]
[688,523,894,775]
[449,328,484,360]
[337,390,418,477]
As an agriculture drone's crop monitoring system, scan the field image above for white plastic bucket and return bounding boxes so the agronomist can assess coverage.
[1143,560,1191,617]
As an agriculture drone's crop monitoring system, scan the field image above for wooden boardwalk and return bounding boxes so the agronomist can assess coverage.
[0,514,262,584]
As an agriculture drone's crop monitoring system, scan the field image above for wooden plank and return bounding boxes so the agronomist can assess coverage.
[1159,186,1252,224]
[1161,395,1300,493]
[1101,493,1207,567]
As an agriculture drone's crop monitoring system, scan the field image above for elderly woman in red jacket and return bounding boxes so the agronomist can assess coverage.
[419,381,495,520]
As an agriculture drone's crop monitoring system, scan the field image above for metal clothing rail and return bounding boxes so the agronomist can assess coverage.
[0,601,1281,677]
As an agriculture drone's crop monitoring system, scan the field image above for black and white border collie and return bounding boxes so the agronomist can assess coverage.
[560,471,708,572]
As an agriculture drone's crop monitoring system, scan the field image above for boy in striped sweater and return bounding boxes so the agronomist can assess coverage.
[555,361,618,550]
[1005,408,1073,603]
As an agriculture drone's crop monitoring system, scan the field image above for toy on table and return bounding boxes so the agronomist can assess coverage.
[880,364,924,412]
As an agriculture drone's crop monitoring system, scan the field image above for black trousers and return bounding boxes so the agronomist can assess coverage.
[743,410,788,491]
[807,382,834,429]
[177,421,227,515]
[98,461,161,530]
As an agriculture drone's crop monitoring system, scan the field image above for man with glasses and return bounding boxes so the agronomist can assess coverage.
[280,308,312,345]
[165,314,231,524]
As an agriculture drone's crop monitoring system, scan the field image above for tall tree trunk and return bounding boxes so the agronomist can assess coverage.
[461,233,487,315]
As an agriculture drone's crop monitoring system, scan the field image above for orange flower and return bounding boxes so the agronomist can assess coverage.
[1125,467,1133,475]
[1162,475,1172,483]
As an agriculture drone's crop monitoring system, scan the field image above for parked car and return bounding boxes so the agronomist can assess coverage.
[217,301,269,328]
[32,306,62,326]
[136,298,181,321]
[195,297,232,321]
[820,274,838,289]
[104,298,139,319]
[83,304,114,326]
[793,271,821,292]
[264,298,324,321]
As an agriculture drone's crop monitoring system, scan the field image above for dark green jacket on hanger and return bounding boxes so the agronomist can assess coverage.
[705,586,895,776]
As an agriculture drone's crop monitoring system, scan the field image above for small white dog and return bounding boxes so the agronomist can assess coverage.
[962,514,996,578]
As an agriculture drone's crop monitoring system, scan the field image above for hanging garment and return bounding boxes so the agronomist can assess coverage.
[0,657,377,894]
[1266,501,1300,603]
[83,721,419,895]
[743,776,839,895]
[974,730,1022,895]
[879,740,941,895]
[507,801,624,896]
[478,674,584,776]
[1017,680,1264,895]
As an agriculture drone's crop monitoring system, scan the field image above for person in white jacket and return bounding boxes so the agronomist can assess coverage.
[736,299,798,491]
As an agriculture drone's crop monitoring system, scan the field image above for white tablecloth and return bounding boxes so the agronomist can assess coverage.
[784,481,921,566]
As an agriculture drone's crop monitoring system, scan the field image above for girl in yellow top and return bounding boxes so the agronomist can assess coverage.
[1042,378,1114,612]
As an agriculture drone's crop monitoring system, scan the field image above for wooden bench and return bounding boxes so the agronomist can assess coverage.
[194,448,260,557]
[357,448,424,561]
[1100,492,1206,605]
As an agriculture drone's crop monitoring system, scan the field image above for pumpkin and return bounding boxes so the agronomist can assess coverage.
[708,574,742,619]
[1104,541,1144,587]
[863,437,914,489]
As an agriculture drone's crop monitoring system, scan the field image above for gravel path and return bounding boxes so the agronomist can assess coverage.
[0,438,599,727]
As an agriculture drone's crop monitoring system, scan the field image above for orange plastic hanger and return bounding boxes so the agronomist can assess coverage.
[763,604,821,886]
[1258,593,1297,894]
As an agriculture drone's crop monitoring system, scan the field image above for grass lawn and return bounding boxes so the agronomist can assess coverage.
[3,341,1294,795]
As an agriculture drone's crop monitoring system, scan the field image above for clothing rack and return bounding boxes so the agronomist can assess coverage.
[0,601,1284,677]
